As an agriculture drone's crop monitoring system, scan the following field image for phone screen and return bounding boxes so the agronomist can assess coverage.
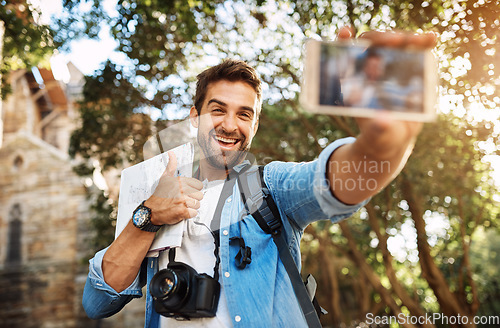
[301,40,436,121]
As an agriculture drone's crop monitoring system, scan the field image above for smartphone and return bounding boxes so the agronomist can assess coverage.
[301,39,437,122]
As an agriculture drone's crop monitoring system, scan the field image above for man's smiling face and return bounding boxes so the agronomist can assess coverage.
[190,79,260,170]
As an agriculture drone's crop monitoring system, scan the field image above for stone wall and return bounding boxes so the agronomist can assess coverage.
[0,136,147,328]
[0,20,4,147]
[0,134,91,327]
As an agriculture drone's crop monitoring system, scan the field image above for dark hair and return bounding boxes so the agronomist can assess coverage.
[194,59,262,115]
[365,48,381,60]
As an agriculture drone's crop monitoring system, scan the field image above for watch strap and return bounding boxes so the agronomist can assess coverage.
[133,201,162,232]
[139,221,162,232]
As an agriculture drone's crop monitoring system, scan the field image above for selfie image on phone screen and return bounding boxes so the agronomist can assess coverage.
[320,44,425,113]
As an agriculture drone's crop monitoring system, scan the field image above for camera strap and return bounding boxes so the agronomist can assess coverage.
[208,164,253,280]
[237,166,323,328]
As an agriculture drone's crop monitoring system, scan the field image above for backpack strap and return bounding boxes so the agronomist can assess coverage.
[237,166,323,328]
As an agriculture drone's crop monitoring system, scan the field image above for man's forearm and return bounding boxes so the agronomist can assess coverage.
[102,172,200,293]
[328,118,420,205]
[328,140,414,205]
[102,220,156,293]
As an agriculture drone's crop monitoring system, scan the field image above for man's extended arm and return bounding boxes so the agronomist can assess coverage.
[328,29,436,205]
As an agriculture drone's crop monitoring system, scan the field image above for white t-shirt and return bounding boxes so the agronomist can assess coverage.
[159,179,232,328]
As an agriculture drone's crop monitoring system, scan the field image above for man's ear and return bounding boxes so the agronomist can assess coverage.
[189,106,199,128]
[253,117,259,135]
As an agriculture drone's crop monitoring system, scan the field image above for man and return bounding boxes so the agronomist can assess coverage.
[343,49,386,108]
[82,29,436,327]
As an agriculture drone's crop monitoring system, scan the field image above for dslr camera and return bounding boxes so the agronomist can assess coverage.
[150,260,220,319]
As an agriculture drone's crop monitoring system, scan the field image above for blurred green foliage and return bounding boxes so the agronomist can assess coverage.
[0,1,54,98]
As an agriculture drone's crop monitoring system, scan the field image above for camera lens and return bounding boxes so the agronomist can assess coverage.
[150,268,189,309]
[159,272,176,295]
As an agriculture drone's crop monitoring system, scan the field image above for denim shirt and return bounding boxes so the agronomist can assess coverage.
[82,137,368,327]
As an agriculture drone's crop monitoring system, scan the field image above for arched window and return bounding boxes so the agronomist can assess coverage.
[13,155,23,170]
[6,204,22,265]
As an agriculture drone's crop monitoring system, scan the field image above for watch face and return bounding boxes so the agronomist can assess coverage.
[133,206,150,227]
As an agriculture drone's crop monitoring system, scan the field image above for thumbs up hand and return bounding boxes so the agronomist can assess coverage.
[144,151,203,226]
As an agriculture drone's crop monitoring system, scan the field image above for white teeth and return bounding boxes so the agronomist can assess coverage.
[215,136,238,144]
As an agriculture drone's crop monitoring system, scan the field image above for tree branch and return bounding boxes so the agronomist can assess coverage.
[338,220,419,328]
[365,203,433,327]
[401,175,476,327]
[457,194,480,315]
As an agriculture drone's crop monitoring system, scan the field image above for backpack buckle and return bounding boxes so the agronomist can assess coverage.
[230,237,252,269]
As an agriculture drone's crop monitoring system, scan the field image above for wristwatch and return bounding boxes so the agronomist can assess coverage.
[132,201,162,232]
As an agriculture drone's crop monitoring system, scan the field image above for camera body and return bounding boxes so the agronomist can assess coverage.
[150,261,220,319]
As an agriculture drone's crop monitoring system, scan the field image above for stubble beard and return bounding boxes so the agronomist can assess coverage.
[198,128,250,171]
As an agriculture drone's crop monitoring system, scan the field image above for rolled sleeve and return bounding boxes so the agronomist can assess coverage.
[265,137,368,230]
[82,247,143,319]
[313,137,369,222]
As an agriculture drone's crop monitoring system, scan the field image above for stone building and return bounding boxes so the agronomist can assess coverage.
[0,59,144,326]
[0,58,86,327]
